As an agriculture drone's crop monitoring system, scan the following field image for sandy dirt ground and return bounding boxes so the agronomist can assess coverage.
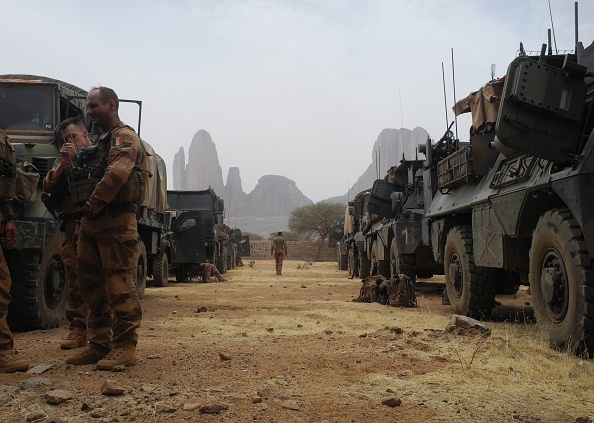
[0,260,592,423]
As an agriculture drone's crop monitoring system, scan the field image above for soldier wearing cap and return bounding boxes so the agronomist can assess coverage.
[65,86,143,370]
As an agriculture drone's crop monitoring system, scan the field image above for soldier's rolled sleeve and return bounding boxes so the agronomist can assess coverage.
[43,158,65,192]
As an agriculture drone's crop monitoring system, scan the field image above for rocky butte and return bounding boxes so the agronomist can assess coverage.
[172,127,429,237]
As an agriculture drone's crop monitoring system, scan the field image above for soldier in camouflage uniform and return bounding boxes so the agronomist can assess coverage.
[196,262,227,282]
[0,201,30,373]
[43,117,92,350]
[65,87,143,370]
[271,231,288,275]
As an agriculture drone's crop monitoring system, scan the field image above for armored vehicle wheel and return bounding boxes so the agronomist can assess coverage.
[337,246,348,270]
[153,250,169,287]
[390,239,416,282]
[7,231,67,330]
[444,225,496,319]
[134,240,147,299]
[347,248,359,278]
[359,250,371,279]
[529,208,594,354]
[216,247,227,274]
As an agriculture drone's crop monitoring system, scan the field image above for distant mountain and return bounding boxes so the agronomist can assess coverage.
[173,127,428,237]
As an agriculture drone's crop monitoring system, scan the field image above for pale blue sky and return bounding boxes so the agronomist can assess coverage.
[2,0,591,202]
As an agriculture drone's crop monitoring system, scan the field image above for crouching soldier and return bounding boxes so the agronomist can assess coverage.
[195,262,228,282]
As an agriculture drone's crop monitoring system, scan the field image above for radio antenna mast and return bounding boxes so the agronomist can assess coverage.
[451,48,458,140]
[441,62,449,131]
[547,0,558,53]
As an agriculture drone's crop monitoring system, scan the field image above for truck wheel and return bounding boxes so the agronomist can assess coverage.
[216,247,227,274]
[153,250,169,287]
[347,248,359,278]
[134,240,147,299]
[529,208,594,354]
[444,225,496,319]
[359,250,371,279]
[7,231,67,331]
[337,246,348,270]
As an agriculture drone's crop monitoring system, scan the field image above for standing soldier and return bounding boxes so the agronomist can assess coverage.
[65,86,143,370]
[271,231,288,275]
[0,136,29,372]
[43,117,92,350]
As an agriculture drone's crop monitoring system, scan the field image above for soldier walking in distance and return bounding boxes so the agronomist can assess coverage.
[271,231,288,275]
[43,117,92,350]
[65,86,143,370]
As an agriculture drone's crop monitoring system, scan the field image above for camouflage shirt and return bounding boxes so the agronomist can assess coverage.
[88,121,141,213]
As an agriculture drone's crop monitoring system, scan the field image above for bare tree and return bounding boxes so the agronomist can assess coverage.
[288,202,345,261]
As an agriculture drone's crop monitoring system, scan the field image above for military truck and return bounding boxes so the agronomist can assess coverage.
[164,188,229,282]
[0,74,167,330]
[366,157,439,282]
[412,37,594,354]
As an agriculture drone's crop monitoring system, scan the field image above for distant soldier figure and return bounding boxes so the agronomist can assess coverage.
[195,262,228,282]
[43,117,92,350]
[271,231,288,275]
[65,86,143,370]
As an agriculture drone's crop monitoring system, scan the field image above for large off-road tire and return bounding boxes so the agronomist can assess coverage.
[529,208,594,354]
[216,247,227,274]
[444,225,496,319]
[359,249,371,279]
[7,231,67,331]
[389,238,417,283]
[133,240,147,299]
[347,248,359,279]
[152,250,169,287]
[337,246,348,271]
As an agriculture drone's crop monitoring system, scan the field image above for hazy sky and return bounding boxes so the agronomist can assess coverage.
[2,0,591,202]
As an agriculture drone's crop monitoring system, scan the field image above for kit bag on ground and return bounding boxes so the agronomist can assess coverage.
[354,275,388,304]
[388,273,417,308]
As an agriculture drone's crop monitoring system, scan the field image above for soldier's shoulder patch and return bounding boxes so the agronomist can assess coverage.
[112,134,133,147]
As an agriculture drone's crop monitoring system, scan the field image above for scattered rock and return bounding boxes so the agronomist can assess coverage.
[155,402,178,413]
[576,417,592,423]
[100,380,126,396]
[147,354,163,359]
[266,328,274,332]
[280,399,300,410]
[200,403,222,414]
[45,389,72,404]
[252,396,263,404]
[22,377,53,390]
[382,397,402,407]
[323,329,333,335]
[196,306,208,313]
[27,364,55,375]
[445,314,492,336]
[219,352,232,361]
[81,400,94,411]
[183,402,201,411]
[89,408,106,418]
[301,284,307,288]
[25,412,46,422]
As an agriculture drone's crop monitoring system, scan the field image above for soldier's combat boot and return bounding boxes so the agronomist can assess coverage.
[217,275,228,282]
[96,344,137,370]
[0,350,30,373]
[60,333,87,350]
[66,345,108,365]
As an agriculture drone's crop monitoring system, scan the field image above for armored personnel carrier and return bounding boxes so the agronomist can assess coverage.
[419,38,594,354]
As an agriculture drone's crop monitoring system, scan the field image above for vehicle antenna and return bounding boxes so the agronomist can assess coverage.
[491,64,496,80]
[398,83,405,159]
[441,62,449,131]
[451,48,458,140]
[547,0,558,53]
[574,1,579,51]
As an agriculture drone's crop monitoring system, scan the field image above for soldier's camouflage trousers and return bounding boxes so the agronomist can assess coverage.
[78,211,142,352]
[274,251,285,275]
[61,217,89,335]
[0,248,14,352]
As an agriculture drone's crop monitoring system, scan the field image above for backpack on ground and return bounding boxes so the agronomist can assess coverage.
[354,275,387,304]
[388,274,417,308]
